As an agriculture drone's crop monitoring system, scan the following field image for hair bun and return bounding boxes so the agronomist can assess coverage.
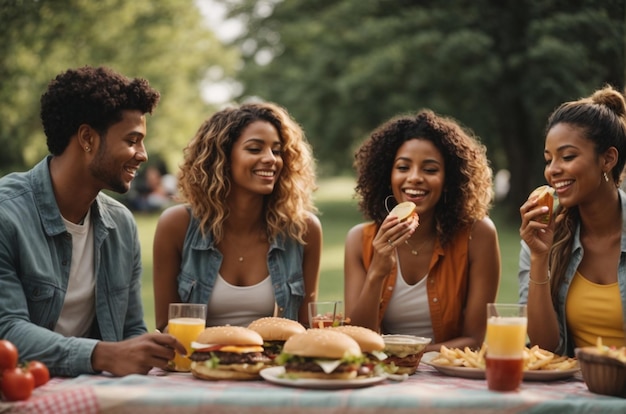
[590,86,626,118]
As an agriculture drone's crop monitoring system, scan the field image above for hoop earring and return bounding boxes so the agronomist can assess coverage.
[604,172,609,182]
[384,195,396,213]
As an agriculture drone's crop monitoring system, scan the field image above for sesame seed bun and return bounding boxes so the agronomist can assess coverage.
[247,317,306,341]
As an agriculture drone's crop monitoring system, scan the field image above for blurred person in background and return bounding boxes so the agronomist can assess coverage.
[519,85,626,356]
[0,66,185,377]
[153,102,321,331]
[344,109,500,352]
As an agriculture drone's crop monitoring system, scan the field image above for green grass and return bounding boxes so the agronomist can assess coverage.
[135,176,521,330]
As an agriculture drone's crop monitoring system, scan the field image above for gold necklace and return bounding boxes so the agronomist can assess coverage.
[404,237,432,256]
[223,231,266,263]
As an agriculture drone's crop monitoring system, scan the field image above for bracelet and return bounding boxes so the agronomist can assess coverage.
[529,273,551,285]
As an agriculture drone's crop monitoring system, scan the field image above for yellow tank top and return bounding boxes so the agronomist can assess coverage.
[565,271,624,348]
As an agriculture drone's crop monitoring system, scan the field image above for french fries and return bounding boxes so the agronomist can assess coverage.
[431,344,578,371]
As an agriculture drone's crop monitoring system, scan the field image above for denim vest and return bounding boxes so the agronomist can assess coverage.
[518,189,626,356]
[0,157,147,376]
[178,214,306,321]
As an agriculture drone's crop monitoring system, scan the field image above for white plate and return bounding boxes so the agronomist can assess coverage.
[422,351,579,381]
[260,366,386,389]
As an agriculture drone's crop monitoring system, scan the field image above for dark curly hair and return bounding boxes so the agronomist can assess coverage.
[354,109,494,246]
[40,66,160,155]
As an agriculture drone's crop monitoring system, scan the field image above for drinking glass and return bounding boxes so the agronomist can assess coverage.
[168,303,207,372]
[308,301,344,328]
[485,303,527,391]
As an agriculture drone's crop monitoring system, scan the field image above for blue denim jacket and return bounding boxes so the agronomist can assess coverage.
[178,213,306,321]
[518,189,626,356]
[0,157,147,376]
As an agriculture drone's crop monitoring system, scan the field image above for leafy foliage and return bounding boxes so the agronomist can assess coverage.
[220,0,625,211]
[0,0,239,174]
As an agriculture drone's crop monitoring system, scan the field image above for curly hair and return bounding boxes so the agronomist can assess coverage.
[547,85,626,304]
[354,109,494,246]
[178,102,318,244]
[40,66,160,155]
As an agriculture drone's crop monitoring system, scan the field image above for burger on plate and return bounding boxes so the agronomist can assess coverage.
[189,326,271,380]
[276,328,364,379]
[331,325,387,377]
[247,317,306,361]
[381,334,432,375]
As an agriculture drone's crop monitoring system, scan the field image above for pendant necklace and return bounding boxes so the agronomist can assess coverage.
[404,237,432,256]
[223,230,266,263]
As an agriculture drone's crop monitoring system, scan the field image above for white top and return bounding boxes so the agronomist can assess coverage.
[381,261,434,340]
[205,274,275,327]
[56,209,96,337]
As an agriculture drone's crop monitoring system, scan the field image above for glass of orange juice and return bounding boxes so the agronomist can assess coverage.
[485,303,527,392]
[168,303,207,372]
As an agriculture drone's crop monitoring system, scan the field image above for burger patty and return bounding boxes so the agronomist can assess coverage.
[384,353,421,367]
[284,361,358,373]
[190,351,270,365]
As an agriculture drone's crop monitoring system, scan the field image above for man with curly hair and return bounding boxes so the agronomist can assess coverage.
[344,109,501,355]
[0,66,184,377]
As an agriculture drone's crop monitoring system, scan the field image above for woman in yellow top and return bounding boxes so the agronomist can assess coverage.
[519,85,626,356]
[344,109,501,352]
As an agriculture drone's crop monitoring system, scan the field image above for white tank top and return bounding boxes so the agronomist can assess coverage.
[56,209,96,337]
[381,261,434,340]
[205,274,275,327]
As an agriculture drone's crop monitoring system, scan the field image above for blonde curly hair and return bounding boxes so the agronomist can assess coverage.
[354,109,494,246]
[177,102,318,244]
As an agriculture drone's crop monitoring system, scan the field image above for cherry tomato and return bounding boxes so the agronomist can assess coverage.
[0,339,19,371]
[1,367,34,401]
[27,361,50,387]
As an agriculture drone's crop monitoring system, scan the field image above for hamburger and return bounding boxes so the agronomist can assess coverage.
[381,334,431,375]
[528,185,557,223]
[389,201,419,228]
[189,326,271,380]
[331,325,387,377]
[276,329,364,380]
[247,317,306,361]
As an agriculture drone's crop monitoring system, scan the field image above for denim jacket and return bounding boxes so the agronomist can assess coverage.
[0,157,147,376]
[518,189,626,356]
[178,213,306,321]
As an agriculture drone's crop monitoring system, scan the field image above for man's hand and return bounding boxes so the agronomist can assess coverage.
[92,333,186,376]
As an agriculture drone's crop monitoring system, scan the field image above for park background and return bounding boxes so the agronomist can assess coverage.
[1,0,624,329]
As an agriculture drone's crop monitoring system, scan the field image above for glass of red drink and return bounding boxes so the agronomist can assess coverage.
[485,303,527,392]
[308,301,344,328]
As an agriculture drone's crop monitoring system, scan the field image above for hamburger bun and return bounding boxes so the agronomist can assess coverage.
[283,328,362,360]
[247,317,306,341]
[389,201,418,222]
[330,325,384,353]
[279,329,363,380]
[196,325,263,346]
[190,326,269,381]
[529,185,557,223]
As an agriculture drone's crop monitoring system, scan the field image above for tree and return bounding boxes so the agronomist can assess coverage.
[220,0,625,215]
[0,0,239,175]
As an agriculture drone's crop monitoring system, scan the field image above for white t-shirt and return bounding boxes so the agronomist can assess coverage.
[205,274,275,327]
[381,262,434,340]
[55,210,96,337]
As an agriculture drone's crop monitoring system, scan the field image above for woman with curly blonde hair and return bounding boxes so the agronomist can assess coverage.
[153,102,321,332]
[344,109,500,353]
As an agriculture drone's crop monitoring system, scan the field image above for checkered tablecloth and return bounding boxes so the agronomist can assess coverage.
[0,365,623,413]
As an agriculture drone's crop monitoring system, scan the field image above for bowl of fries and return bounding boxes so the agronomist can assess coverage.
[575,339,626,398]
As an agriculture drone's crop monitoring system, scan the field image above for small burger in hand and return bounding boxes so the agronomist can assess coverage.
[247,317,306,361]
[528,185,558,223]
[389,201,419,229]
[189,326,271,380]
[331,325,387,377]
[276,329,364,379]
